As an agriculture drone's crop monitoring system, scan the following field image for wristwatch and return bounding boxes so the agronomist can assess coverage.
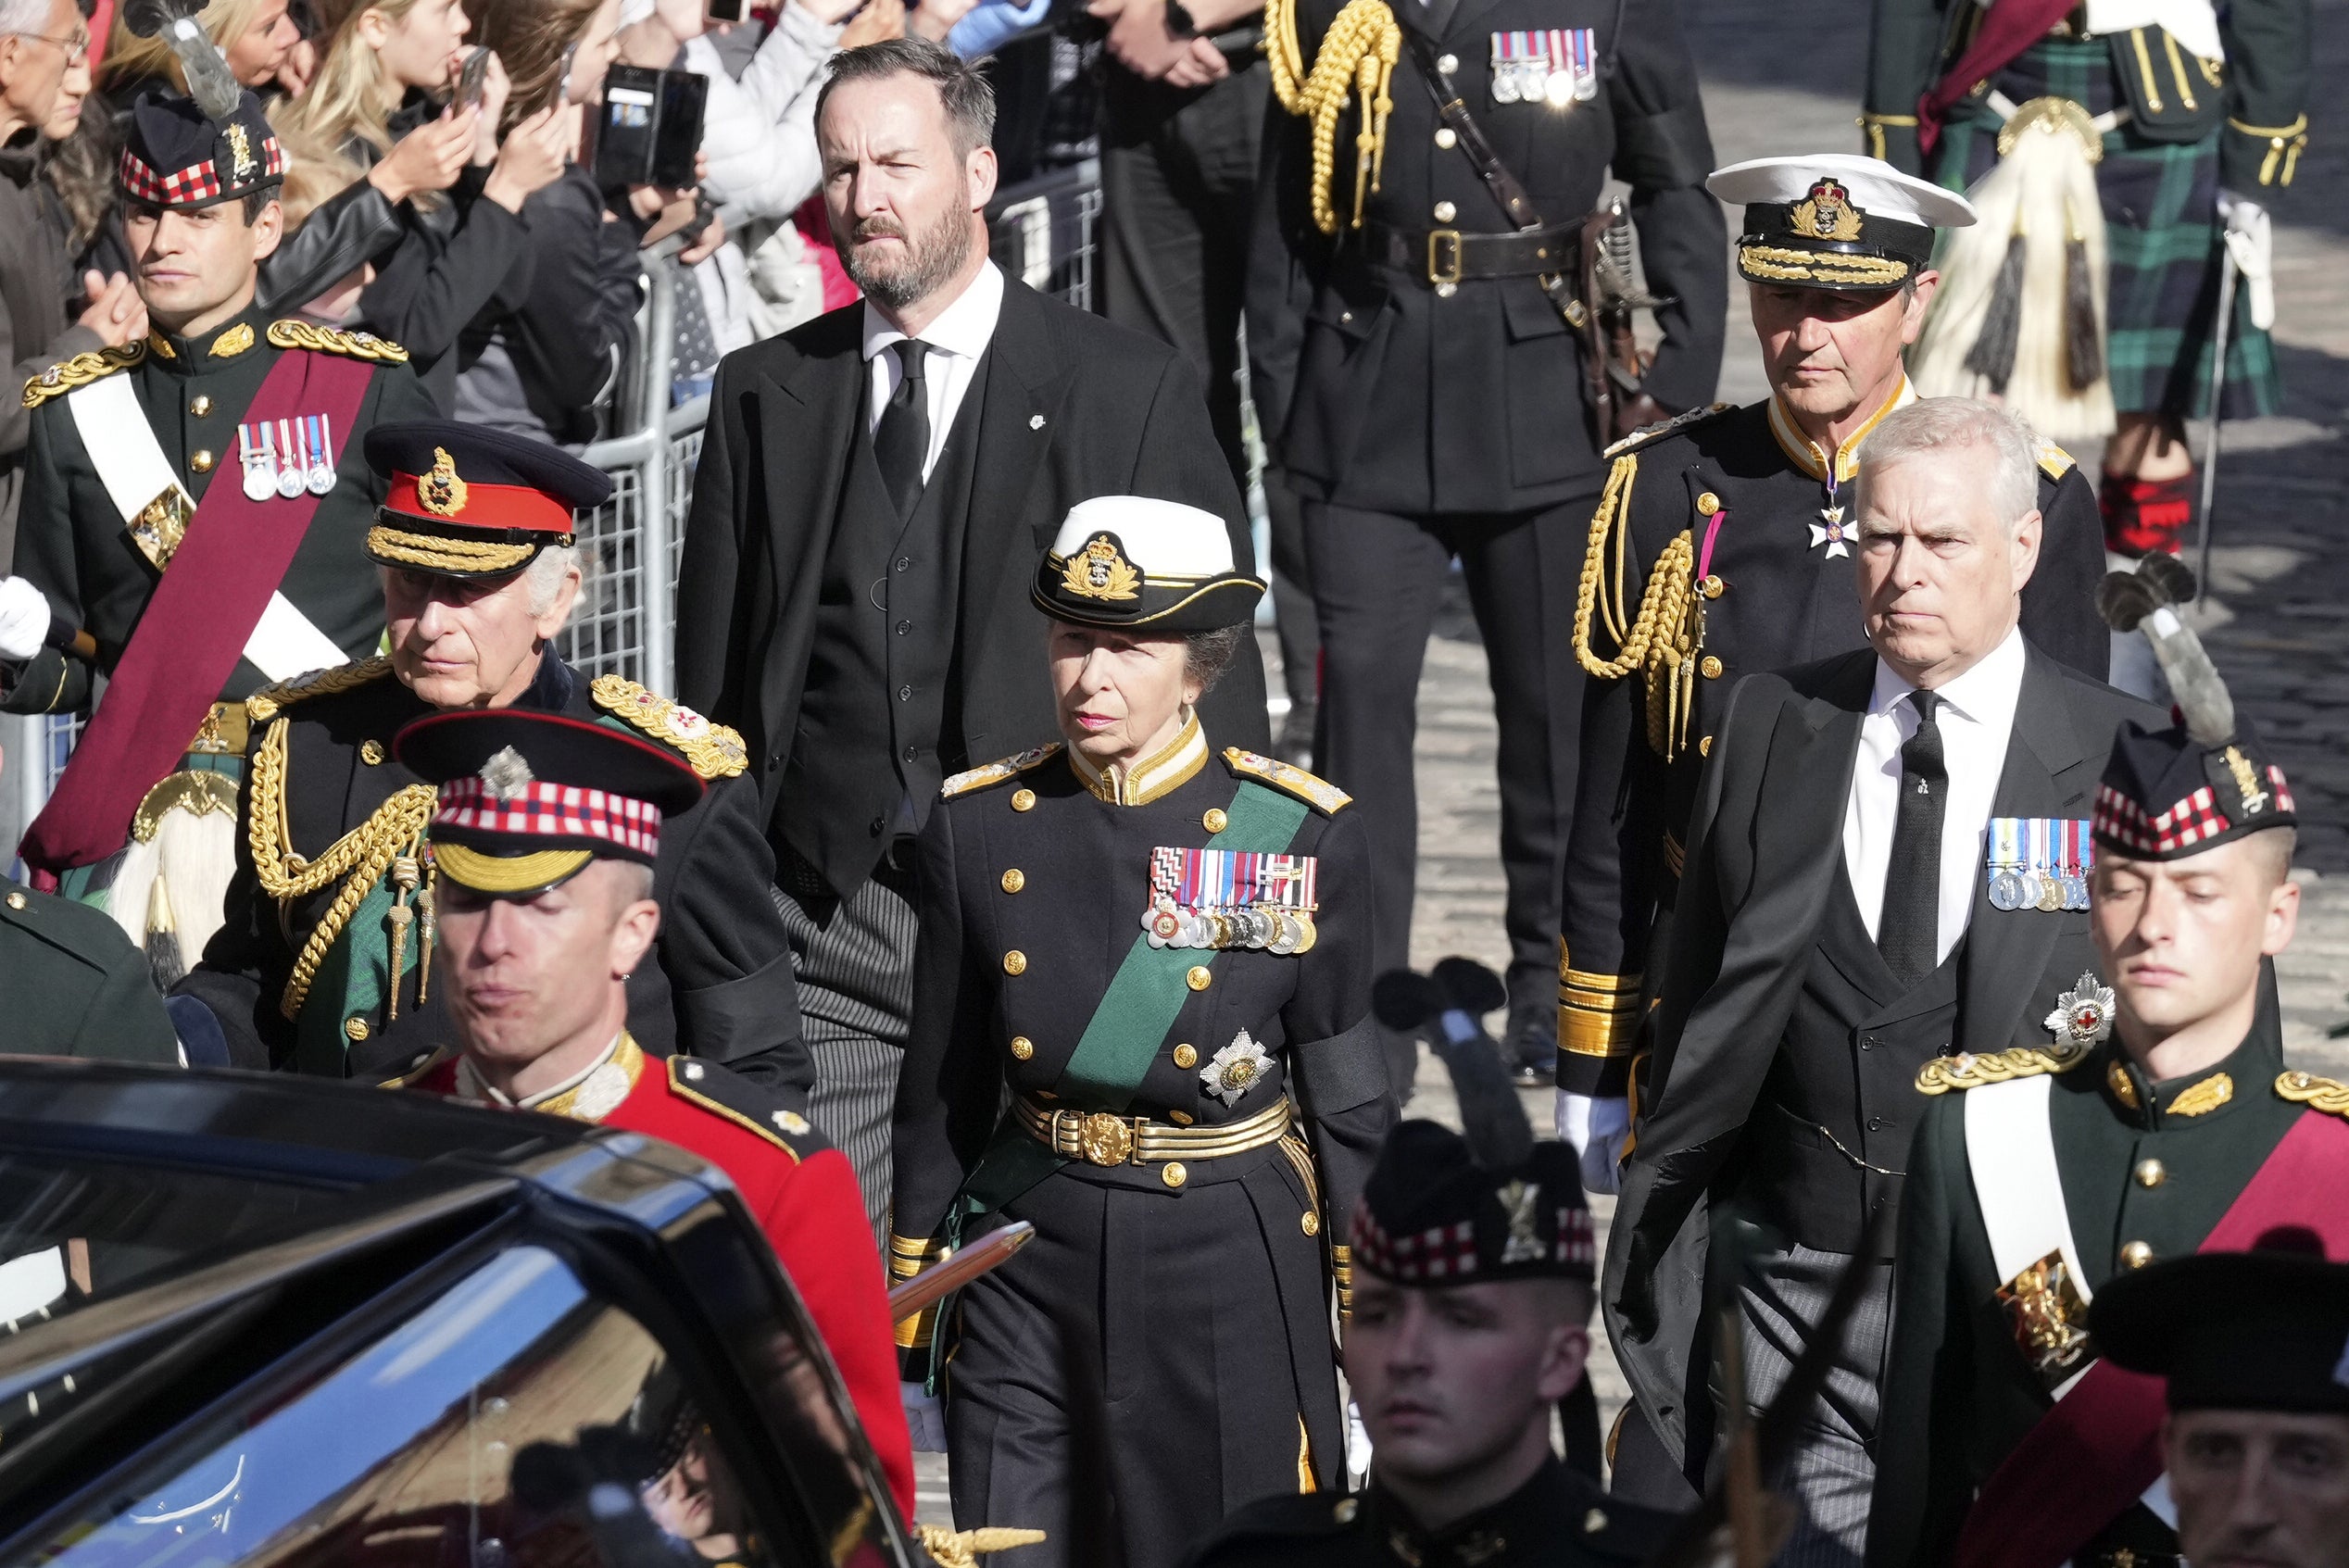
[1163,0,1200,38]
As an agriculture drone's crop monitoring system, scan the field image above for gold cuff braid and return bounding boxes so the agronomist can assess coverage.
[1558,954,1644,1060]
[1331,1243,1353,1320]
[889,1233,951,1350]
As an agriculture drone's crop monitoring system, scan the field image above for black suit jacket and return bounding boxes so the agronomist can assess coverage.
[675,266,1270,829]
[1601,638,2160,1474]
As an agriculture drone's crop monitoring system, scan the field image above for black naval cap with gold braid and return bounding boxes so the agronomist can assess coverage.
[396,709,703,896]
[2091,1236,2349,1414]
[363,422,611,579]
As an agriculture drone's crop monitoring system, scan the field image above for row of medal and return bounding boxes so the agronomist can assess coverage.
[1986,816,2093,912]
[1490,29,1599,107]
[1141,846,1321,954]
[237,414,339,501]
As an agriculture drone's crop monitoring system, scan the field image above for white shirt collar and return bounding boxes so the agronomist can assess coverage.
[459,1032,622,1110]
[860,259,1005,365]
[1868,621,2027,728]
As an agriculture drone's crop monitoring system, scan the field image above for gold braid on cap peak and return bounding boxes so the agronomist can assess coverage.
[1265,0,1401,235]
[1572,454,1702,761]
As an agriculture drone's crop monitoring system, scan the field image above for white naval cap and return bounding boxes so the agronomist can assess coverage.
[1032,495,1264,633]
[1708,154,1976,292]
[1706,154,1978,229]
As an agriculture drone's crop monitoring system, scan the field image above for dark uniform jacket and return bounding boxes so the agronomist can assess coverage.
[1184,1458,1673,1568]
[1558,395,2112,1095]
[1601,643,2157,1469]
[0,139,101,561]
[676,267,1271,873]
[1863,0,2312,194]
[1250,0,1725,517]
[0,874,180,1061]
[177,651,810,1085]
[1867,992,2331,1567]
[3,305,434,714]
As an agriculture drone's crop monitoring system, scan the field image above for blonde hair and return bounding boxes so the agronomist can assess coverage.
[274,0,422,167]
[101,0,277,93]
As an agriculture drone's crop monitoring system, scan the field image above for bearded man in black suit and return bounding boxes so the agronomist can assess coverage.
[676,36,1266,1258]
[1600,398,2157,1560]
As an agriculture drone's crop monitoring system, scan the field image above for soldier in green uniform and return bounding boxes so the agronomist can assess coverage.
[0,81,433,973]
[1867,564,2349,1568]
[1557,153,2111,1163]
[1183,997,1669,1568]
[171,423,810,1087]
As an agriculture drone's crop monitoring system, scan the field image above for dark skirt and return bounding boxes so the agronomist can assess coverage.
[1929,35,2280,422]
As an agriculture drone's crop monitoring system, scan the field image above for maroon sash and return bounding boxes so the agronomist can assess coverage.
[1916,0,2080,157]
[18,346,374,881]
[1953,1107,2349,1568]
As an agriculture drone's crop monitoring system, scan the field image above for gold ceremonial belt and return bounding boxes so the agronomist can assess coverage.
[1014,1094,1293,1168]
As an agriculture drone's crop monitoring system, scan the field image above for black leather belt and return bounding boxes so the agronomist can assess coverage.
[1363,220,1577,285]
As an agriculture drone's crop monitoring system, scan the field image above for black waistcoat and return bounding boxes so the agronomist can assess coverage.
[1749,867,1964,1257]
[782,353,991,893]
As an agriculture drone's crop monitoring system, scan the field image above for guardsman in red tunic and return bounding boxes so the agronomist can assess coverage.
[388,706,915,1520]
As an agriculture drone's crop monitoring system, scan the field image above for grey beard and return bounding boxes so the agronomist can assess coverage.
[845,206,974,312]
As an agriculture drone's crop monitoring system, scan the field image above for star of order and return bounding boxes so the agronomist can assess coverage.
[1808,503,1853,559]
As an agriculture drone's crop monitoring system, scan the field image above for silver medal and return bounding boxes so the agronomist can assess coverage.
[306,415,336,495]
[243,460,275,502]
[1268,909,1301,955]
[1491,68,1520,105]
[1544,69,1575,107]
[1990,870,2025,912]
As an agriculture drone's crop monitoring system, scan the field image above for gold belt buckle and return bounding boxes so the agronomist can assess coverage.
[1426,229,1463,287]
[1075,1111,1137,1167]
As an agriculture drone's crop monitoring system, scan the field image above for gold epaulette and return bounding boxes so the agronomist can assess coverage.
[2277,1071,2349,1118]
[245,656,393,725]
[267,320,409,363]
[2037,437,2077,480]
[941,743,1064,800]
[22,343,145,410]
[1224,746,1350,814]
[589,674,749,780]
[1602,400,1736,459]
[1916,1039,2093,1095]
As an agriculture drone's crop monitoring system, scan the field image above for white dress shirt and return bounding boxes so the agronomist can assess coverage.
[860,260,1006,482]
[1841,625,2027,966]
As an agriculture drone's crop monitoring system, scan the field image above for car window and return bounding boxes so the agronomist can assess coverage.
[14,1245,805,1568]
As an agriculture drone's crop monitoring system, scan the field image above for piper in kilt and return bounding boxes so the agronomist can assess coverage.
[1867,0,2311,558]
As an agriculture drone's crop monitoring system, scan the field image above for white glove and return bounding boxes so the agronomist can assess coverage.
[1556,1091,1630,1196]
[0,576,50,660]
[2217,189,2276,332]
[1345,1398,1372,1479]
[900,1380,948,1452]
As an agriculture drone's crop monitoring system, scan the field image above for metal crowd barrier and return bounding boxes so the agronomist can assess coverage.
[2,165,1105,856]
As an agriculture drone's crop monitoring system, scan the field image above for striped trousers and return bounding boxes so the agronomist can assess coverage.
[771,857,920,1250]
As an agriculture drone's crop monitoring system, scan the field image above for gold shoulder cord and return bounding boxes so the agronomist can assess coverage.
[1570,454,1700,761]
[1265,0,1401,234]
[248,715,436,1020]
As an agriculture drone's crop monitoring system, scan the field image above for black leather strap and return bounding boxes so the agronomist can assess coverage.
[1363,220,1580,283]
[1399,30,1547,235]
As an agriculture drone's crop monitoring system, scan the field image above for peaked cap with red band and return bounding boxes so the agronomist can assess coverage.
[364,421,613,579]
[120,86,284,210]
[396,709,703,897]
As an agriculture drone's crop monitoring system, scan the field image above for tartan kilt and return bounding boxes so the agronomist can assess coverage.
[1928,35,2280,422]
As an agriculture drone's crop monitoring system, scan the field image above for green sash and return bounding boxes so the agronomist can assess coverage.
[292,878,415,1075]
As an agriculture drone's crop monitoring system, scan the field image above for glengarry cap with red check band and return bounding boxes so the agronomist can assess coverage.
[119,85,284,209]
[394,709,704,897]
[364,421,613,578]
[1351,1123,1595,1286]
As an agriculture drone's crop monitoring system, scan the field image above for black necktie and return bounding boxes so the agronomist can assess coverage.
[873,339,930,520]
[1878,688,1947,985]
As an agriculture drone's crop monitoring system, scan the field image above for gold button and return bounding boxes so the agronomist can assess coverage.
[1000,868,1025,894]
[359,739,385,765]
[1162,1161,1187,1189]
[1700,655,1724,679]
[1011,788,1036,812]
[1003,950,1027,976]
[1434,127,1457,148]
[1202,808,1228,833]
[1696,492,1721,516]
[1699,734,1714,758]
[1700,574,1724,598]
[1433,200,1457,222]
[345,1016,371,1041]
[4,891,24,910]
[190,448,215,473]
[1301,1210,1321,1236]
[2121,1240,2154,1270]
[190,394,212,417]
[1185,965,1212,992]
[1168,1109,1193,1125]
[1010,1035,1034,1060]
[2134,1159,2166,1188]
[1173,1043,1198,1069]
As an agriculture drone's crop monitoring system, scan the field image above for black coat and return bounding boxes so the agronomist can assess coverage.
[1557,400,2113,1093]
[0,874,180,1062]
[674,267,1271,840]
[1250,0,1726,516]
[1601,643,2157,1473]
[176,651,810,1085]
